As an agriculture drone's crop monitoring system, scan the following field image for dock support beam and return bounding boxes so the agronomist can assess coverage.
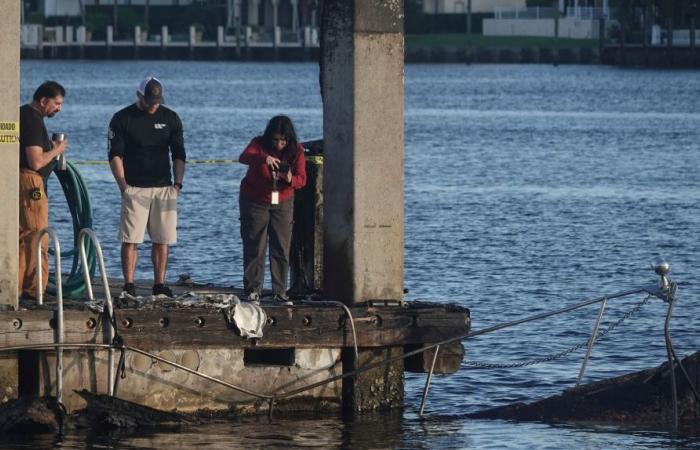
[0,0,20,404]
[0,1,20,308]
[321,0,406,413]
[342,347,404,414]
[321,0,405,306]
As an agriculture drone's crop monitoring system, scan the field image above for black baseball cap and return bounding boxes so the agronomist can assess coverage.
[137,77,164,105]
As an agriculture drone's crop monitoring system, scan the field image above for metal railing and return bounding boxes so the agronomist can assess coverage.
[494,6,612,20]
[34,227,64,405]
[78,228,115,397]
[494,7,557,20]
[565,6,612,20]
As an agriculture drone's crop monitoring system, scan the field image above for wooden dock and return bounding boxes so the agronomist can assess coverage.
[0,278,470,415]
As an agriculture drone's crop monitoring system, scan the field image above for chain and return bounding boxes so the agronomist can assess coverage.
[463,294,651,369]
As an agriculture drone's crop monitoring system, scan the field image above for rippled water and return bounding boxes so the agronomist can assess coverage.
[17,61,700,449]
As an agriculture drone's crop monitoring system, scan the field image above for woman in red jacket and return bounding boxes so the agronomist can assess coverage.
[239,115,307,304]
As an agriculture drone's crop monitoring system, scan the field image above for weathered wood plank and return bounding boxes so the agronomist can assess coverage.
[0,303,470,351]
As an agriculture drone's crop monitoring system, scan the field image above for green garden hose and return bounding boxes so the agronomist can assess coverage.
[47,160,96,299]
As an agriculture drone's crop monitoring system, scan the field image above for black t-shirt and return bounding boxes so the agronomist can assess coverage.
[108,103,186,187]
[19,104,53,179]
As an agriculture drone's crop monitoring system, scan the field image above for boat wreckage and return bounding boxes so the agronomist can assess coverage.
[472,351,700,428]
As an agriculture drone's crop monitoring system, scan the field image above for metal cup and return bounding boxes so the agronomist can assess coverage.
[51,133,67,171]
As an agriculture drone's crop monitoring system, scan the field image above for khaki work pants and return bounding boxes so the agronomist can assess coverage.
[18,169,48,298]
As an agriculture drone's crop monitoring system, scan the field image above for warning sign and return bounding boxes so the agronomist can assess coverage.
[0,121,19,145]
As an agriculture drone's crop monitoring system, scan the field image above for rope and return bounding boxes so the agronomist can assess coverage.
[300,299,359,362]
[463,294,651,369]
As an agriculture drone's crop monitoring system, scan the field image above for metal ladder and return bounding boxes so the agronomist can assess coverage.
[35,227,65,405]
[34,227,116,403]
[78,228,115,397]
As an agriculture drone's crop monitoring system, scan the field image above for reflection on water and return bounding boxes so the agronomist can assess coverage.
[15,61,700,449]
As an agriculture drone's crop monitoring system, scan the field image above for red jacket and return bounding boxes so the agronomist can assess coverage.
[239,136,307,204]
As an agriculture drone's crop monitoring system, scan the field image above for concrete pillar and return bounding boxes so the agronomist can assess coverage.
[161,25,169,45]
[291,0,299,32]
[55,27,65,44]
[106,25,114,45]
[321,0,404,305]
[65,26,74,44]
[0,1,20,307]
[234,0,243,54]
[342,347,404,413]
[248,0,260,26]
[271,0,279,29]
[76,26,87,44]
[274,26,281,46]
[188,26,196,47]
[303,25,311,47]
[134,25,142,45]
[217,25,225,46]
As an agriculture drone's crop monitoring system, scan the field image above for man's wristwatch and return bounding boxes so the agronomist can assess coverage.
[174,182,183,190]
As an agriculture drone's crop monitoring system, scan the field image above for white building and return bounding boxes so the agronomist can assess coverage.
[422,0,526,14]
[38,0,318,32]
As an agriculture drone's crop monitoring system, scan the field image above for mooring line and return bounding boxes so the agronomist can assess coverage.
[300,299,359,362]
[71,159,239,165]
[462,295,651,369]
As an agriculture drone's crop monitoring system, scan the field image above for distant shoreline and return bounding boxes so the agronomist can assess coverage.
[21,47,700,67]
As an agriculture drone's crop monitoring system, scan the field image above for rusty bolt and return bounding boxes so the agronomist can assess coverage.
[266,316,276,326]
[158,317,169,328]
[11,319,21,330]
[194,317,205,327]
[85,318,97,329]
[302,315,312,326]
[121,317,133,328]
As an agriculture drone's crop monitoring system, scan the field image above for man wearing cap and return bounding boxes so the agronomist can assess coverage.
[108,77,186,298]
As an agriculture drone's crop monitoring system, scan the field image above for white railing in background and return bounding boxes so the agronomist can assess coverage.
[494,7,556,20]
[20,24,320,49]
[565,6,611,20]
[494,6,612,21]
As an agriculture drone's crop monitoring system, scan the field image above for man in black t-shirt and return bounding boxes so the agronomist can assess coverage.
[18,81,68,299]
[108,77,186,298]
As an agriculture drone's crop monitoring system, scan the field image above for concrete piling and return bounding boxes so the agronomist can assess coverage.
[321,0,405,306]
[0,1,20,308]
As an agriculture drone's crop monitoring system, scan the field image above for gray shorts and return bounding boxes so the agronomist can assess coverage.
[119,185,178,244]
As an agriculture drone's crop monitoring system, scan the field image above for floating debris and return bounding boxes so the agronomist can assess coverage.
[471,351,700,428]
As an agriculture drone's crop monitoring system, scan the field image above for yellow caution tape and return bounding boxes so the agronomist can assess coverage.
[72,159,239,165]
[73,156,324,165]
[305,155,324,165]
[0,121,19,145]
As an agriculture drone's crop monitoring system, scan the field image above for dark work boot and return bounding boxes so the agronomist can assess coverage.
[152,284,173,298]
[122,283,136,297]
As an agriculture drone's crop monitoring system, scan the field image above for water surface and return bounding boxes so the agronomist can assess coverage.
[16,61,700,449]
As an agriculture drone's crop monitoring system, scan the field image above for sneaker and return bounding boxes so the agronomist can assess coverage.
[273,293,293,306]
[247,292,261,305]
[122,283,136,297]
[152,284,174,298]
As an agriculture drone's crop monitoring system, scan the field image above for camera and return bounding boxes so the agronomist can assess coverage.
[277,162,290,172]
